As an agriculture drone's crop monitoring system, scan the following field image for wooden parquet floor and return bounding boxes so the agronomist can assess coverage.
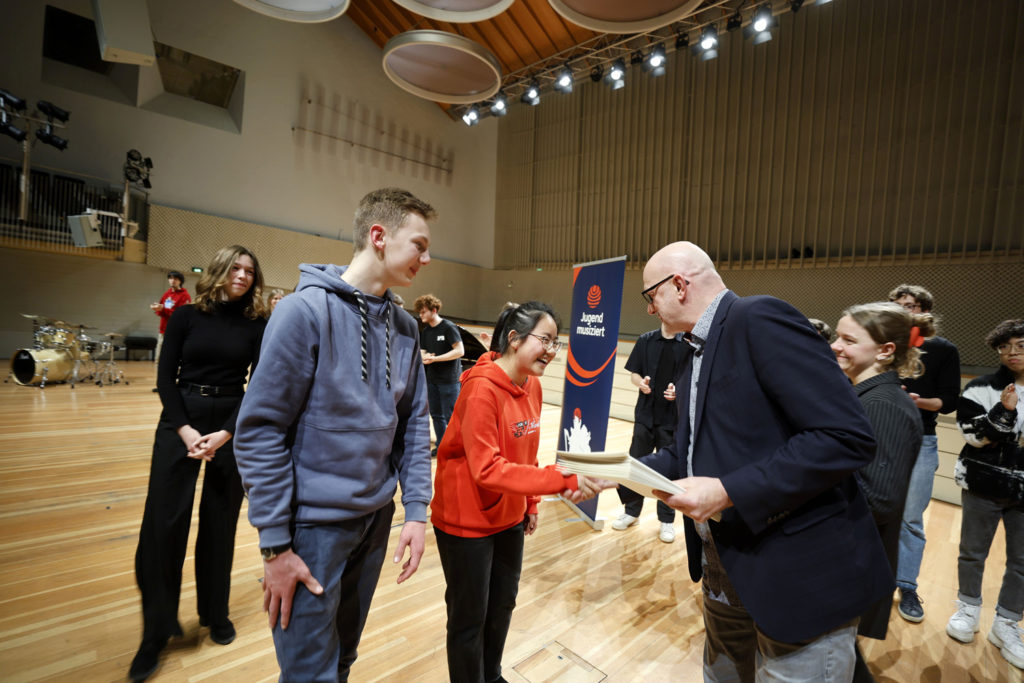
[0,361,1021,682]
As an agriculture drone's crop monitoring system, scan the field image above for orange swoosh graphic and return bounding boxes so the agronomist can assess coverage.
[572,267,581,288]
[566,347,617,380]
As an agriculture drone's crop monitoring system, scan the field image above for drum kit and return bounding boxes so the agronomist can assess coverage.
[8,313,128,388]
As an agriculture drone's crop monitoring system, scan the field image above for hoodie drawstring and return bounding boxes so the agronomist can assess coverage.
[353,290,392,389]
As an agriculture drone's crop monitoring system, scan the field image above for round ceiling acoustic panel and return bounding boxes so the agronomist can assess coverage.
[548,0,703,33]
[232,0,350,23]
[391,0,515,23]
[383,30,502,105]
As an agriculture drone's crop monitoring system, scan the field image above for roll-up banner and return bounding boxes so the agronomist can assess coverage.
[558,255,626,528]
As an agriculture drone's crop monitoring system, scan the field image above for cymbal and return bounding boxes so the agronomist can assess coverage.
[100,331,125,338]
[21,313,58,324]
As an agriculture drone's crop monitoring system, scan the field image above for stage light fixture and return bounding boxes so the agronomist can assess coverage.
[744,3,778,44]
[490,91,508,116]
[35,126,68,151]
[520,80,540,106]
[124,148,154,187]
[692,25,719,61]
[554,64,573,94]
[0,121,27,143]
[0,89,27,111]
[590,65,604,83]
[726,12,742,32]
[629,51,643,66]
[461,105,480,126]
[791,0,805,11]
[675,33,689,50]
[37,100,70,124]
[644,44,667,77]
[817,0,834,4]
[605,59,625,90]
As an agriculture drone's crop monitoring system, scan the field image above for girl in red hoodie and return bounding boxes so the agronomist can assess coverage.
[430,301,609,683]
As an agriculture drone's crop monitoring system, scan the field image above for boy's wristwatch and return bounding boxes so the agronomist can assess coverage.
[260,543,291,561]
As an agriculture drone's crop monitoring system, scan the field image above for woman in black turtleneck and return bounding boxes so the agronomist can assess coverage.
[130,245,268,682]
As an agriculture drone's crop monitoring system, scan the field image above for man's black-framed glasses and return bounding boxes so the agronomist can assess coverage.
[641,274,684,305]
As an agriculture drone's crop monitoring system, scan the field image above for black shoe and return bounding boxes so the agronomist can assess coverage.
[898,588,925,623]
[128,638,166,682]
[201,617,236,645]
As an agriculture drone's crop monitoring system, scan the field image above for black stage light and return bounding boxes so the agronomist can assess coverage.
[590,65,604,83]
[127,149,142,163]
[125,165,142,182]
[461,105,480,126]
[606,59,625,90]
[36,128,68,151]
[791,0,805,12]
[692,25,719,61]
[490,91,508,117]
[675,33,689,50]
[37,100,70,123]
[554,64,573,94]
[726,12,742,32]
[1,121,27,142]
[644,44,667,77]
[629,50,643,66]
[520,80,540,106]
[744,3,778,44]
[0,89,27,111]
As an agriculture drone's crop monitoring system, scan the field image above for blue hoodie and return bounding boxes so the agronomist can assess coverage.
[235,263,432,549]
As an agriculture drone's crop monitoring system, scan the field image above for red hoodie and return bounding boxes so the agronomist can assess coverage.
[430,352,578,538]
[154,287,191,334]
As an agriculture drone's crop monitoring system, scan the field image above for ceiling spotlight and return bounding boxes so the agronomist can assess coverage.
[490,91,508,116]
[629,51,643,66]
[0,89,27,111]
[692,25,719,61]
[726,12,742,32]
[605,59,626,90]
[37,100,70,123]
[35,127,68,151]
[745,3,778,44]
[124,148,154,187]
[590,65,604,83]
[791,0,805,11]
[554,64,574,94]
[675,33,689,50]
[644,44,667,77]
[0,122,27,143]
[461,105,480,126]
[520,80,540,106]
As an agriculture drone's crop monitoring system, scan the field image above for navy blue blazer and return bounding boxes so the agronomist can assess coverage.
[647,292,893,643]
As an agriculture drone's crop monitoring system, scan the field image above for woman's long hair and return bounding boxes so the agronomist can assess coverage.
[192,245,267,320]
[842,302,936,379]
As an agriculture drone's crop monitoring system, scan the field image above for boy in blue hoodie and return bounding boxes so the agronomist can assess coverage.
[235,188,435,681]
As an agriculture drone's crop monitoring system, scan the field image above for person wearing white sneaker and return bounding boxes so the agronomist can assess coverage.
[945,319,1024,670]
[614,323,688,541]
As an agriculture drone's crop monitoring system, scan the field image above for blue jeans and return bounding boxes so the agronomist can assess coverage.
[702,592,858,682]
[271,502,395,683]
[957,489,1024,621]
[896,435,938,591]
[427,381,460,449]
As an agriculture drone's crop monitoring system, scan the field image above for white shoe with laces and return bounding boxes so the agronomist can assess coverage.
[989,616,1024,669]
[610,513,638,531]
[946,600,982,643]
[659,523,675,543]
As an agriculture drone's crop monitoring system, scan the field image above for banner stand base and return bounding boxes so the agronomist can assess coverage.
[558,494,604,530]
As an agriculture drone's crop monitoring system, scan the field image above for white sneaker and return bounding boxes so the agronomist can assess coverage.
[610,513,638,531]
[989,616,1024,669]
[946,600,982,643]
[659,523,675,543]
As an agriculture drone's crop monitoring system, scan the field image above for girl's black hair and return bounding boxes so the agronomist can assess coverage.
[489,301,561,355]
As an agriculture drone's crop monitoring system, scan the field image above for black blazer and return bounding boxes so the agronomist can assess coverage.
[647,292,893,643]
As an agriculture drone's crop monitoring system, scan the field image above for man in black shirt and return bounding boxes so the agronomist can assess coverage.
[889,284,961,623]
[611,322,688,543]
[414,294,465,455]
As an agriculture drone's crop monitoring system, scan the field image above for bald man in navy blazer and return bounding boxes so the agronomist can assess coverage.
[642,242,893,681]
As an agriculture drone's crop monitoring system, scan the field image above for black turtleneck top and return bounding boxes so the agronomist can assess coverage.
[156,300,266,432]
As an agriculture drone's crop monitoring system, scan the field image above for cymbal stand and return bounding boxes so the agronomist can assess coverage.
[95,341,126,386]
[69,325,96,390]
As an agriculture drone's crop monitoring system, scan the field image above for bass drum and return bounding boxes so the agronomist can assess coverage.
[10,348,75,385]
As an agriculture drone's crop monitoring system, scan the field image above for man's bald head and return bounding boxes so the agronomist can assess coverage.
[642,241,726,333]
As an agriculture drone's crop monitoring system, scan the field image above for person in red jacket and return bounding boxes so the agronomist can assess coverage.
[151,271,191,363]
[430,301,613,683]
